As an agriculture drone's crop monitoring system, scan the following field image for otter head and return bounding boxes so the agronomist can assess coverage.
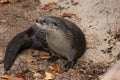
[35,17,59,32]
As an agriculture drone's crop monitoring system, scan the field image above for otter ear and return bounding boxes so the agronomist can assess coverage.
[42,20,46,23]
[54,22,60,26]
[55,22,61,26]
[54,23,57,26]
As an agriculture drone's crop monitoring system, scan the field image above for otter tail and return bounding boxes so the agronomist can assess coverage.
[4,30,33,71]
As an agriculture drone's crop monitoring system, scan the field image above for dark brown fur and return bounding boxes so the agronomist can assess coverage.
[36,16,86,68]
[4,24,49,71]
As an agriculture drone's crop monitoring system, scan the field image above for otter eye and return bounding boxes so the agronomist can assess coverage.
[36,19,39,23]
[42,20,46,23]
[43,20,50,25]
[54,23,57,26]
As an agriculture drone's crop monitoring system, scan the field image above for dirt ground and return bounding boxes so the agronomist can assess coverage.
[0,0,120,80]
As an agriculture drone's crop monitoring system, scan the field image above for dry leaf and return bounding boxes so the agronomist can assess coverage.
[34,77,40,80]
[72,2,78,5]
[16,74,25,79]
[44,72,54,80]
[8,77,24,80]
[29,68,36,73]
[71,0,78,5]
[62,13,75,18]
[39,51,50,59]
[93,77,98,80]
[0,19,7,23]
[42,2,57,10]
[0,3,3,7]
[0,74,24,80]
[40,54,50,59]
[50,64,61,74]
[34,73,42,77]
[0,74,12,79]
[26,57,36,63]
[0,0,9,4]
[30,69,43,79]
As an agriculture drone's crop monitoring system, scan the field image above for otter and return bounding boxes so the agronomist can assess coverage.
[36,16,86,68]
[4,16,86,71]
[4,24,49,71]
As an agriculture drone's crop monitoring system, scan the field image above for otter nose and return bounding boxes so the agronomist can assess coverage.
[36,19,43,24]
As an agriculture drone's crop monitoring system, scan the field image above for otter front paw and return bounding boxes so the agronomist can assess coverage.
[48,56,59,63]
[64,61,74,69]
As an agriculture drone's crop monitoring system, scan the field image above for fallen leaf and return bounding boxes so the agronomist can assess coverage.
[30,69,44,79]
[26,57,36,63]
[37,70,45,75]
[40,54,50,59]
[29,68,36,73]
[50,64,61,74]
[34,73,42,77]
[8,77,24,80]
[34,77,40,80]
[44,72,54,80]
[42,2,57,10]
[71,0,79,5]
[0,3,3,7]
[72,2,78,5]
[93,77,98,80]
[0,0,9,4]
[0,74,12,79]
[0,19,7,23]
[0,74,24,80]
[62,13,75,18]
[16,74,25,79]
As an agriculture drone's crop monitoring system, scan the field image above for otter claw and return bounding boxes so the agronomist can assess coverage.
[48,56,59,63]
[64,61,74,69]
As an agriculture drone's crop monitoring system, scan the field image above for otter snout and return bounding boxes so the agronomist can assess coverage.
[36,19,43,24]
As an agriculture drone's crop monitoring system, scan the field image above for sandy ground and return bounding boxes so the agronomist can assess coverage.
[101,60,120,80]
[0,0,120,80]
